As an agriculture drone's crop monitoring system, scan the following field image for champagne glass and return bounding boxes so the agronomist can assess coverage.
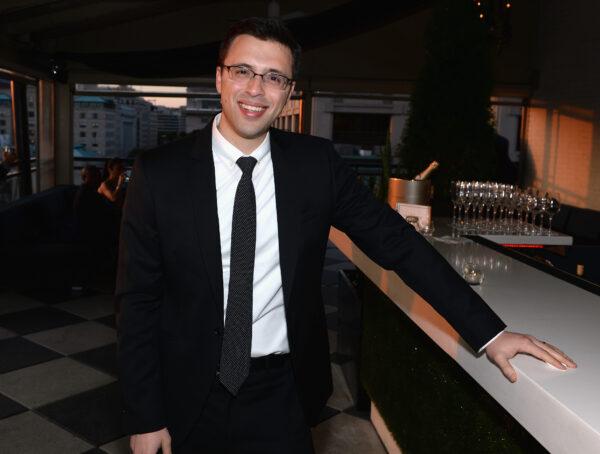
[471,181,481,229]
[476,182,487,231]
[503,187,514,234]
[458,181,468,227]
[497,184,508,229]
[490,182,500,231]
[535,193,548,235]
[546,192,561,235]
[514,189,525,234]
[483,182,494,231]
[532,194,545,234]
[526,192,539,235]
[450,181,459,226]
[504,185,517,234]
[465,181,473,228]
[537,192,549,234]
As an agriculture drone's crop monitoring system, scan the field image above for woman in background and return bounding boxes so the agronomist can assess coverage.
[98,157,126,209]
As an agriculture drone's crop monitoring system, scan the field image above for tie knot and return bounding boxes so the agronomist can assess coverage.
[236,156,257,176]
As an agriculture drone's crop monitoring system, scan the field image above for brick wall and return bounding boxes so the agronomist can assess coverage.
[524,0,600,210]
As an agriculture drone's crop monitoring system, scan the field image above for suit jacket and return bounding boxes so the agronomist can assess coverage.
[116,122,506,446]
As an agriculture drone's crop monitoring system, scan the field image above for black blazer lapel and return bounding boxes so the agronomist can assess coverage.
[270,131,301,312]
[187,124,224,325]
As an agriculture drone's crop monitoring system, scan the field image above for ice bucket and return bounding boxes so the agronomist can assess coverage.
[387,178,432,209]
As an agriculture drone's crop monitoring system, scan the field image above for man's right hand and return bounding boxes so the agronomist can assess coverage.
[130,427,171,454]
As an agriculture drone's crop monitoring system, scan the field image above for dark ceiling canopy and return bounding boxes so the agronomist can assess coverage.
[48,0,432,79]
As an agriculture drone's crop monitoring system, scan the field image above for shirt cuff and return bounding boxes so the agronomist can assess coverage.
[478,329,506,354]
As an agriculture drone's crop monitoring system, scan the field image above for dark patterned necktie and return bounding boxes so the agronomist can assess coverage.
[219,156,258,395]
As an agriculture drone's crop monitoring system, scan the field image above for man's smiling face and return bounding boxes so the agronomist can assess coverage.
[216,34,295,153]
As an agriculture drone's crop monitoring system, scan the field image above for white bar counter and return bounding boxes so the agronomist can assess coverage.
[329,226,600,454]
[480,231,573,246]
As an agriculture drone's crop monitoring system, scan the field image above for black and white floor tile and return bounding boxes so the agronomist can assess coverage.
[0,243,385,453]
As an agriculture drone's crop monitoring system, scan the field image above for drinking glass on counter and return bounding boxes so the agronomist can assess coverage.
[462,262,485,285]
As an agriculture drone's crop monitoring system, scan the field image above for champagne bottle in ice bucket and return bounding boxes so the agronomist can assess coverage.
[387,161,438,208]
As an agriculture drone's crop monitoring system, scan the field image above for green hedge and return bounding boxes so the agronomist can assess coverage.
[358,272,547,453]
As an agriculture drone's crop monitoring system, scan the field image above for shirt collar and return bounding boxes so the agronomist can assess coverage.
[212,113,270,169]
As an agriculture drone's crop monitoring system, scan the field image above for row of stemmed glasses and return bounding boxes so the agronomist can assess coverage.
[450,181,515,232]
[522,188,562,234]
[450,181,561,235]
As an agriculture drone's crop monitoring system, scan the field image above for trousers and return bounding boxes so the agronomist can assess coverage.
[176,356,315,454]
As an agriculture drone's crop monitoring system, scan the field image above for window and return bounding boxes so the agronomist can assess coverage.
[80,132,86,138]
[0,79,14,150]
[73,83,220,181]
[26,84,38,158]
[79,123,86,128]
[0,76,39,202]
[332,113,390,155]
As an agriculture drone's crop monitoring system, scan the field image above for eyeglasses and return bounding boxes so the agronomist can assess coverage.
[222,65,293,90]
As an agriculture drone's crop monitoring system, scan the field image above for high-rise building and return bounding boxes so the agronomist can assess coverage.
[184,87,221,133]
[155,105,186,145]
[73,85,159,157]
[73,96,118,157]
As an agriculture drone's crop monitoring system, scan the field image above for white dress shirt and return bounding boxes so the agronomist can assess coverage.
[212,114,289,357]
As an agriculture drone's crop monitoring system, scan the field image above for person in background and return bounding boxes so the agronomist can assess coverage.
[74,165,120,287]
[0,148,17,204]
[0,154,11,183]
[74,165,107,241]
[98,157,126,209]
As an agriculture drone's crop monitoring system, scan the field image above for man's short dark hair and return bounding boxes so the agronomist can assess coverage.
[218,17,301,79]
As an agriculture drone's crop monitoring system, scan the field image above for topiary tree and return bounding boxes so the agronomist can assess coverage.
[378,131,392,202]
[399,0,499,214]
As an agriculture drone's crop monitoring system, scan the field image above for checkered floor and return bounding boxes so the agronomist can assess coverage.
[0,244,385,453]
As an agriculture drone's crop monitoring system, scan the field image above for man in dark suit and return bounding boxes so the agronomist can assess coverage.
[117,17,575,454]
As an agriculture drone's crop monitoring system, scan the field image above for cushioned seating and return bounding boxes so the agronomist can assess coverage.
[0,185,93,290]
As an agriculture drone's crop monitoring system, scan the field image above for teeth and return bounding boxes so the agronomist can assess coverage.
[240,103,266,112]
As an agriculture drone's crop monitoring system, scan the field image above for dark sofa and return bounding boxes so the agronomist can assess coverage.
[0,185,116,291]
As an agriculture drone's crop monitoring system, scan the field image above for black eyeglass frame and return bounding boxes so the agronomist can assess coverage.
[221,64,294,90]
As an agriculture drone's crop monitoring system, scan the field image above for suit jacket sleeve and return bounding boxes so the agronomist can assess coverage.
[116,153,167,434]
[328,146,506,351]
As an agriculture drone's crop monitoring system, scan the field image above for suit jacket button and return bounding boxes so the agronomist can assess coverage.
[213,328,221,336]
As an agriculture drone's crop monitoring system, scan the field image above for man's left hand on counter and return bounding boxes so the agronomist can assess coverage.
[485,331,577,382]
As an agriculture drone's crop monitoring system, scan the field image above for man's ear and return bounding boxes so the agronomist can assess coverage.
[215,66,222,94]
